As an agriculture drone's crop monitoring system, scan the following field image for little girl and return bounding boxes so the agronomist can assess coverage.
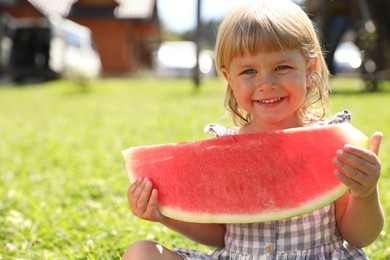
[123,0,384,259]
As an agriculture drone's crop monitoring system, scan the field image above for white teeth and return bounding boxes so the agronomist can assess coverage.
[259,98,282,104]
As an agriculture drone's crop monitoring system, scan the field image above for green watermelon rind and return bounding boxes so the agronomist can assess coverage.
[158,183,348,223]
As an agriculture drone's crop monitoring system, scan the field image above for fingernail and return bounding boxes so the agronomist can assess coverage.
[344,144,352,150]
[332,157,338,164]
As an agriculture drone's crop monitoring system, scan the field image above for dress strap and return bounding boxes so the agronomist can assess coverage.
[319,109,352,125]
[203,123,236,137]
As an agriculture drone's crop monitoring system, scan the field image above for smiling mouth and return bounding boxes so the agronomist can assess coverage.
[258,97,283,104]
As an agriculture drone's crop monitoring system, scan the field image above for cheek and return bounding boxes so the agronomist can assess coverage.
[232,81,252,98]
[231,84,249,105]
[232,86,256,111]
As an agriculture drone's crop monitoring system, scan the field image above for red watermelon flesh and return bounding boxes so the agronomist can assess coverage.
[122,123,368,223]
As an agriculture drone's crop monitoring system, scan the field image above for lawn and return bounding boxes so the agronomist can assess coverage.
[0,77,389,259]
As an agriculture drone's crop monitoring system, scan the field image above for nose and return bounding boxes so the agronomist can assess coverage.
[256,72,276,91]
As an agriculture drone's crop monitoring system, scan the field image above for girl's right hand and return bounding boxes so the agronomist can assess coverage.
[128,177,165,222]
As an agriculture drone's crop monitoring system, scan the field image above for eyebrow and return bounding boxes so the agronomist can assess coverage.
[233,56,295,69]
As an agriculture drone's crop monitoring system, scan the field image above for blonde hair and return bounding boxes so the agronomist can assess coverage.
[215,0,330,126]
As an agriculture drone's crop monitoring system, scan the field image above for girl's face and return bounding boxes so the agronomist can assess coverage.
[221,49,314,132]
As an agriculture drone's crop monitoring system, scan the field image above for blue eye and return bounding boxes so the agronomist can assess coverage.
[243,69,256,75]
[275,65,290,71]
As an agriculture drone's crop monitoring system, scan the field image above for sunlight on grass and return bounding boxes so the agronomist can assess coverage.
[0,77,389,259]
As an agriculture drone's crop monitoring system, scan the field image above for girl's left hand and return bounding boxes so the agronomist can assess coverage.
[333,132,383,198]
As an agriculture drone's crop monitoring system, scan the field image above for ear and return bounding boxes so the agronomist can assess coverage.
[220,67,231,84]
[306,74,313,88]
[306,57,318,88]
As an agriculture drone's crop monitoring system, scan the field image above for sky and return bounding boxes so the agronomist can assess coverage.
[157,0,305,32]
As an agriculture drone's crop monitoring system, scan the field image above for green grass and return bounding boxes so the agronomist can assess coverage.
[0,77,389,259]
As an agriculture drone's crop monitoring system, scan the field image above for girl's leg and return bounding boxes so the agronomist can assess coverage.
[122,240,183,260]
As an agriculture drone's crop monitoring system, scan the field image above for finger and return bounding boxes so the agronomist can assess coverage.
[334,169,364,189]
[128,177,143,206]
[128,177,142,195]
[335,149,375,177]
[136,179,153,210]
[338,144,378,164]
[369,132,383,155]
[334,169,374,198]
[130,178,148,203]
[333,157,370,184]
[144,189,159,217]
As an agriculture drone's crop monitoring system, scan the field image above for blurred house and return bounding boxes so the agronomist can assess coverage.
[0,0,161,77]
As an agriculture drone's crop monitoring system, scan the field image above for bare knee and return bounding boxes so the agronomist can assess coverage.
[122,240,182,260]
[123,240,156,260]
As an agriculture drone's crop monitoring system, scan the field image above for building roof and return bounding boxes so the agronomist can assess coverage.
[114,0,155,19]
[28,0,77,17]
[27,0,155,19]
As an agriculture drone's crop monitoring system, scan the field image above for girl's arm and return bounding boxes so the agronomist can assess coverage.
[334,132,384,248]
[160,217,226,247]
[128,177,226,247]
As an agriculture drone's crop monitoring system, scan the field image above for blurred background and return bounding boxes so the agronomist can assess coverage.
[0,0,389,90]
[1,1,389,258]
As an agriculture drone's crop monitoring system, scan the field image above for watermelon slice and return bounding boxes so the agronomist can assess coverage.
[122,124,368,223]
